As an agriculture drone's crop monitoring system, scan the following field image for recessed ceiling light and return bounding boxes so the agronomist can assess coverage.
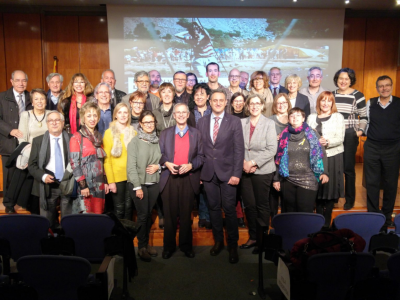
[345,0,350,3]
[293,0,297,2]
[397,0,400,4]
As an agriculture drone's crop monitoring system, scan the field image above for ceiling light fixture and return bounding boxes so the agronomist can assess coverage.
[397,0,400,4]
[293,0,297,2]
[345,0,350,3]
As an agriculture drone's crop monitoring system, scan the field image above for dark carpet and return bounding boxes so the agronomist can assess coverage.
[111,246,281,300]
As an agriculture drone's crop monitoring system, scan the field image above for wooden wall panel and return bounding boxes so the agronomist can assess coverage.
[3,14,43,90]
[79,16,110,88]
[0,14,7,92]
[42,16,80,87]
[397,66,400,96]
[363,18,400,101]
[342,18,367,92]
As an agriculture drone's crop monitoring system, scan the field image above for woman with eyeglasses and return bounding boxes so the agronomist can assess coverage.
[248,71,274,117]
[239,95,277,252]
[268,93,292,218]
[153,83,177,136]
[230,92,247,119]
[129,91,146,131]
[127,110,161,262]
[58,73,94,134]
[186,72,198,94]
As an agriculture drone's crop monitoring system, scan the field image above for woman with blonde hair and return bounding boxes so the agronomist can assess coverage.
[248,71,274,117]
[284,74,310,118]
[103,103,137,219]
[58,73,94,134]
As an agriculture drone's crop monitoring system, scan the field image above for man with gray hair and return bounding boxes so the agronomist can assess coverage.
[46,73,63,111]
[0,70,31,213]
[158,103,203,259]
[122,70,160,111]
[268,67,288,96]
[28,111,72,229]
[226,68,249,113]
[101,69,126,107]
[299,66,326,114]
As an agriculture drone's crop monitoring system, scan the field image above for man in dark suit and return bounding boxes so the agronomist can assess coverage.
[46,73,63,111]
[28,111,72,229]
[269,67,288,96]
[159,103,204,259]
[101,69,127,107]
[364,75,400,231]
[0,70,31,213]
[197,89,245,263]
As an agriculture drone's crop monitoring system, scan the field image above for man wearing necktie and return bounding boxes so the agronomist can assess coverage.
[28,111,72,229]
[159,103,204,259]
[268,67,288,96]
[0,70,31,213]
[197,89,245,264]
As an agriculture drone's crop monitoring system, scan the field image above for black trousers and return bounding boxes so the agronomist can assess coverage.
[110,181,132,220]
[2,155,16,207]
[161,175,195,252]
[281,180,317,213]
[269,183,282,217]
[241,173,273,240]
[364,140,400,222]
[343,129,359,207]
[203,173,239,247]
[316,199,335,227]
[130,183,159,249]
[40,187,72,229]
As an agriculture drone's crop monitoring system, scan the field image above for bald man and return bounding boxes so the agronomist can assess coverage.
[226,69,248,114]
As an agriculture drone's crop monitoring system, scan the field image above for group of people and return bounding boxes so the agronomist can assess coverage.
[0,62,398,264]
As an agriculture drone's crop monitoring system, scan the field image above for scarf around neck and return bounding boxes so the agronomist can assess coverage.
[275,122,324,181]
[80,125,106,158]
[137,127,159,144]
[69,94,87,134]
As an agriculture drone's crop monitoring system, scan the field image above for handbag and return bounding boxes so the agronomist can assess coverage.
[59,133,83,197]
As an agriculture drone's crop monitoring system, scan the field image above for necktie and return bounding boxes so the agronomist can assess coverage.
[273,87,277,97]
[17,94,24,115]
[54,138,64,181]
[213,117,220,144]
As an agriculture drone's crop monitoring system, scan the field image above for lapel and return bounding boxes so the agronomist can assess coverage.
[244,118,251,148]
[204,114,213,145]
[44,138,51,167]
[62,135,69,166]
[188,126,195,160]
[5,88,17,104]
[250,115,265,148]
[168,127,175,162]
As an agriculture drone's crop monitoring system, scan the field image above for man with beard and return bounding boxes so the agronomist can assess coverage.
[299,67,326,114]
[173,71,191,105]
[122,70,160,111]
[149,70,162,98]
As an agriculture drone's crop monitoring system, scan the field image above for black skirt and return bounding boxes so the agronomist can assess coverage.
[318,153,344,200]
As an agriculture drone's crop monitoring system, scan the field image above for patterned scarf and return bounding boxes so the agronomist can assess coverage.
[275,122,324,181]
[69,94,87,134]
[137,127,159,144]
[80,125,106,158]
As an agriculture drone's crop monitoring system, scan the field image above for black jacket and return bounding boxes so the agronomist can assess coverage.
[114,89,127,105]
[0,88,31,155]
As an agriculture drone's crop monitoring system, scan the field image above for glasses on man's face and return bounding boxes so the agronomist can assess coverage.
[136,80,150,84]
[309,75,322,79]
[47,119,62,124]
[249,103,262,107]
[174,78,187,83]
[378,84,392,89]
[174,111,188,116]
[13,79,28,83]
[73,81,85,85]
[132,102,144,106]
[143,121,155,126]
[97,91,110,95]
[229,75,240,79]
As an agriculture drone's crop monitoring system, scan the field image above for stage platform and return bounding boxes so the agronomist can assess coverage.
[1,164,399,246]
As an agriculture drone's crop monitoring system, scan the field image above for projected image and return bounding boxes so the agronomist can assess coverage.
[123,17,330,91]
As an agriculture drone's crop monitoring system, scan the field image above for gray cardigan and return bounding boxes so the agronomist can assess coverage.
[127,136,162,189]
[241,115,277,175]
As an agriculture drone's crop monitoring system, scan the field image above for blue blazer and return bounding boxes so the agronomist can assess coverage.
[158,125,203,194]
[197,113,244,182]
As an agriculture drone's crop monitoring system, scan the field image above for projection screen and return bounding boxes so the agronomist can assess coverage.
[107,5,345,93]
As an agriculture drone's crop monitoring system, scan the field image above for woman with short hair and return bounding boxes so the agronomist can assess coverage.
[285,74,310,119]
[103,103,137,220]
[248,71,274,117]
[230,92,247,119]
[129,91,146,131]
[70,102,108,214]
[153,82,176,136]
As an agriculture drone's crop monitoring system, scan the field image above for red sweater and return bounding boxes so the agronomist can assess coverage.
[173,133,189,165]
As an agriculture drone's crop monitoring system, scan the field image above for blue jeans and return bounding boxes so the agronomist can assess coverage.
[198,186,210,222]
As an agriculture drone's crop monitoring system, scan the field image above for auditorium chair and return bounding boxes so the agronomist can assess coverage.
[394,214,400,236]
[0,215,50,275]
[333,212,386,252]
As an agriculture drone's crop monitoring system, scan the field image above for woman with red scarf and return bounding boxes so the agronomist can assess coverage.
[58,73,94,134]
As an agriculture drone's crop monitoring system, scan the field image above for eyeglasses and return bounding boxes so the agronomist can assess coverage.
[136,80,150,84]
[253,78,264,82]
[142,121,155,126]
[277,102,288,106]
[211,99,226,104]
[249,103,262,107]
[13,79,28,83]
[229,75,240,79]
[132,102,144,106]
[233,100,244,104]
[173,78,187,82]
[377,84,392,89]
[97,91,110,95]
[73,81,85,85]
[309,75,322,79]
[174,111,188,115]
[47,119,62,124]
[187,79,196,83]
